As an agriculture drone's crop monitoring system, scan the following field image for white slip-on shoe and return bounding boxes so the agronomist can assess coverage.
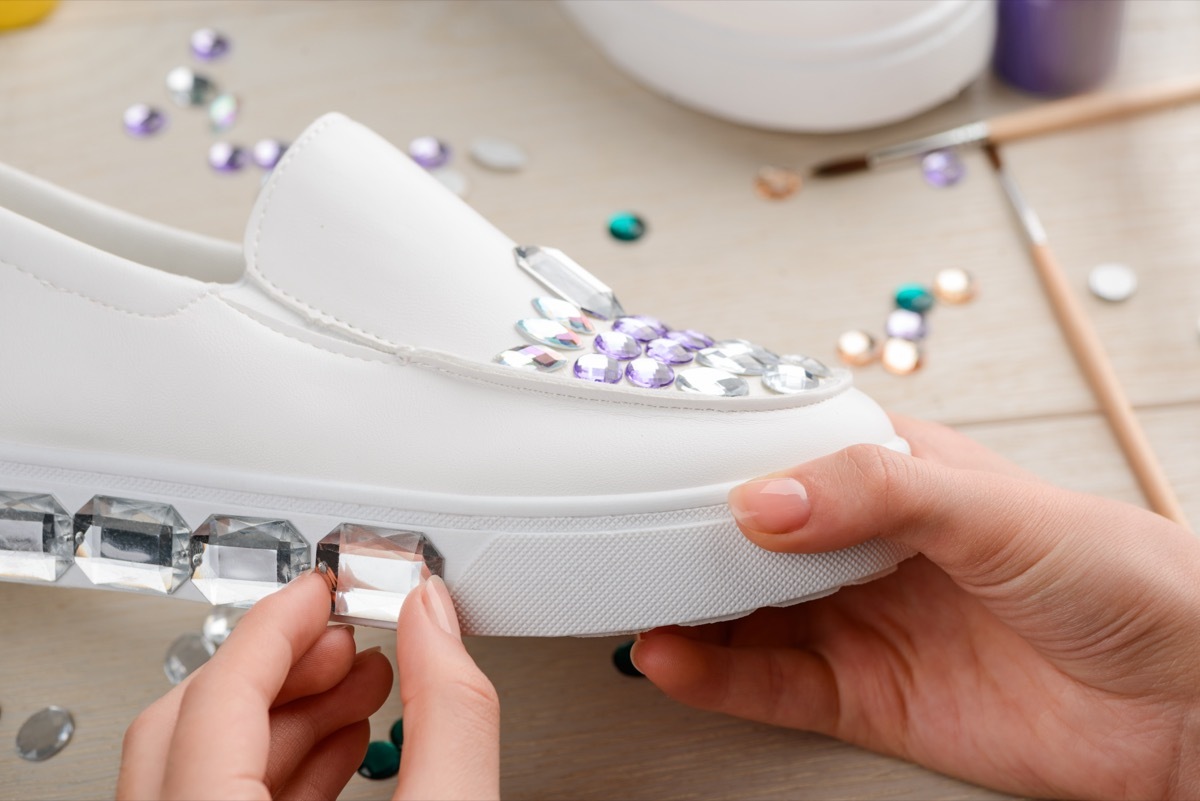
[0,113,911,637]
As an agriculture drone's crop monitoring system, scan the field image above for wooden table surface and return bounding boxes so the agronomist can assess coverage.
[1,1,1198,798]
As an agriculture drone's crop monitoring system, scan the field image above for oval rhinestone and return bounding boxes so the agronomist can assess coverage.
[165,66,215,107]
[921,149,965,187]
[895,283,935,313]
[252,138,287,170]
[612,316,667,343]
[573,353,623,384]
[836,330,878,366]
[608,212,646,242]
[884,308,927,341]
[533,297,595,334]
[881,338,923,375]
[208,92,239,132]
[469,136,528,172]
[933,267,977,304]
[208,142,246,173]
[123,104,166,137]
[719,339,781,366]
[664,329,714,351]
[676,368,749,397]
[494,344,566,372]
[594,330,642,360]
[626,357,675,389]
[762,364,820,394]
[645,337,693,365]
[696,343,768,375]
[16,707,74,762]
[780,354,834,378]
[409,136,451,169]
[516,319,582,350]
[190,28,230,60]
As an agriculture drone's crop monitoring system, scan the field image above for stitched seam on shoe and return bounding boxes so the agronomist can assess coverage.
[0,256,212,319]
[216,295,393,366]
[246,115,402,349]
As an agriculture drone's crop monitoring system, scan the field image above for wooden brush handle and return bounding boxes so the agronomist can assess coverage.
[989,75,1200,144]
[1029,244,1189,527]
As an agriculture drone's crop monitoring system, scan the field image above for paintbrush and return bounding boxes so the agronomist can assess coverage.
[982,143,1189,527]
[813,75,1200,178]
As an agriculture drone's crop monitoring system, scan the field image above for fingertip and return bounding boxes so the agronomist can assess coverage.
[631,633,726,708]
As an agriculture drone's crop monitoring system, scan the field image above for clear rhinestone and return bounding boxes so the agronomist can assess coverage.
[201,605,247,648]
[762,363,820,394]
[16,707,74,762]
[645,338,694,365]
[516,318,583,350]
[165,66,215,107]
[780,354,834,378]
[836,330,878,366]
[494,344,566,372]
[163,632,215,685]
[573,353,623,383]
[190,515,311,607]
[881,338,923,375]
[664,329,714,351]
[676,368,749,397]
[696,342,775,375]
[0,492,73,582]
[316,524,444,624]
[469,136,528,172]
[74,496,191,595]
[626,357,675,389]
[933,267,977,304]
[208,92,239,132]
[514,246,625,320]
[1088,263,1137,302]
[612,316,666,343]
[430,167,469,198]
[533,297,595,334]
[719,339,781,365]
[594,330,642,360]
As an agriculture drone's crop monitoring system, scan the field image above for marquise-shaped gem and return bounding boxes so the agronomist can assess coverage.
[696,342,770,375]
[761,364,820,394]
[675,368,749,397]
[494,345,566,372]
[514,246,625,320]
[533,297,595,335]
[516,318,583,350]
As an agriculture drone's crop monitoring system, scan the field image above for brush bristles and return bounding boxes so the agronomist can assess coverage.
[811,156,870,178]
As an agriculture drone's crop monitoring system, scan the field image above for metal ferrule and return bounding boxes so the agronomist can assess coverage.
[867,121,991,167]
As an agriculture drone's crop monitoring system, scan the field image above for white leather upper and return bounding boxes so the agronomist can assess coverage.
[0,113,901,504]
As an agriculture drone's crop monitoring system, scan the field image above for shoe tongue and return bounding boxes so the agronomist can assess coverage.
[244,113,545,359]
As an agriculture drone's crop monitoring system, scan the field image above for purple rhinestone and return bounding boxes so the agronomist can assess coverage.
[122,104,166,137]
[573,354,623,384]
[884,308,928,341]
[594,331,642,360]
[626,357,675,389]
[190,28,230,61]
[208,142,246,173]
[921,149,965,188]
[612,316,666,343]
[252,138,287,170]
[664,329,713,351]
[645,338,694,365]
[409,136,451,169]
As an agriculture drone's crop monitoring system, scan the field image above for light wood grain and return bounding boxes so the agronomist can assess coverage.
[0,1,1197,799]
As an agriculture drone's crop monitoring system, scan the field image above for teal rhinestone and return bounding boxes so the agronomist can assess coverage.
[894,283,935,313]
[612,639,644,678]
[358,741,400,780]
[607,212,646,242]
[389,718,404,749]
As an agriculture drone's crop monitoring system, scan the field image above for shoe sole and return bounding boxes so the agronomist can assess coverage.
[0,439,913,637]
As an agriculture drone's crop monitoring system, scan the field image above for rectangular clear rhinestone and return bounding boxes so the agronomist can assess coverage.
[317,524,443,624]
[191,515,311,607]
[0,491,73,582]
[73,495,192,594]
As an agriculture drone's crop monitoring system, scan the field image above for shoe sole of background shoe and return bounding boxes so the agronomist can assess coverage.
[0,439,914,637]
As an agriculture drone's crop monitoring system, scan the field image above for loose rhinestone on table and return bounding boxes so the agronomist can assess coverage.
[881,337,923,375]
[0,492,73,583]
[516,318,583,350]
[514,245,626,320]
[252,138,287,169]
[408,136,451,169]
[494,344,566,372]
[317,524,444,624]
[533,297,595,334]
[613,640,644,677]
[626,357,674,388]
[594,330,642,360]
[753,166,802,200]
[165,66,215,106]
[74,496,192,594]
[1088,263,1137,302]
[202,605,247,647]
[921,149,965,187]
[122,104,166,137]
[665,329,713,351]
[781,354,834,378]
[164,632,215,685]
[676,368,749,397]
[762,363,820,394]
[208,142,247,173]
[836,330,878,366]
[645,338,694,365]
[612,316,667,343]
[573,353,623,383]
[932,267,977,304]
[389,718,405,748]
[431,167,469,198]
[696,342,771,375]
[16,707,74,762]
[884,308,928,341]
[190,515,311,607]
[608,212,646,242]
[469,136,527,171]
[190,28,230,60]
[359,741,401,780]
[895,283,935,313]
[208,92,239,132]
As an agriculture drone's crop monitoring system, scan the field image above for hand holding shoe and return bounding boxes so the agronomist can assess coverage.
[633,415,1200,800]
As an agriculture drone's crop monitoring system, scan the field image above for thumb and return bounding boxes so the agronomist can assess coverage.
[393,577,500,801]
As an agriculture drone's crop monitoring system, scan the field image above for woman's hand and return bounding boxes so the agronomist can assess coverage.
[118,571,499,801]
[633,415,1200,800]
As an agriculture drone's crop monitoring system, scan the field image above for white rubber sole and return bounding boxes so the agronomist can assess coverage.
[0,439,913,637]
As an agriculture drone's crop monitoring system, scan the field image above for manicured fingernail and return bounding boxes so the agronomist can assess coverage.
[354,645,383,662]
[728,476,810,534]
[328,623,355,634]
[629,640,644,672]
[423,576,461,639]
